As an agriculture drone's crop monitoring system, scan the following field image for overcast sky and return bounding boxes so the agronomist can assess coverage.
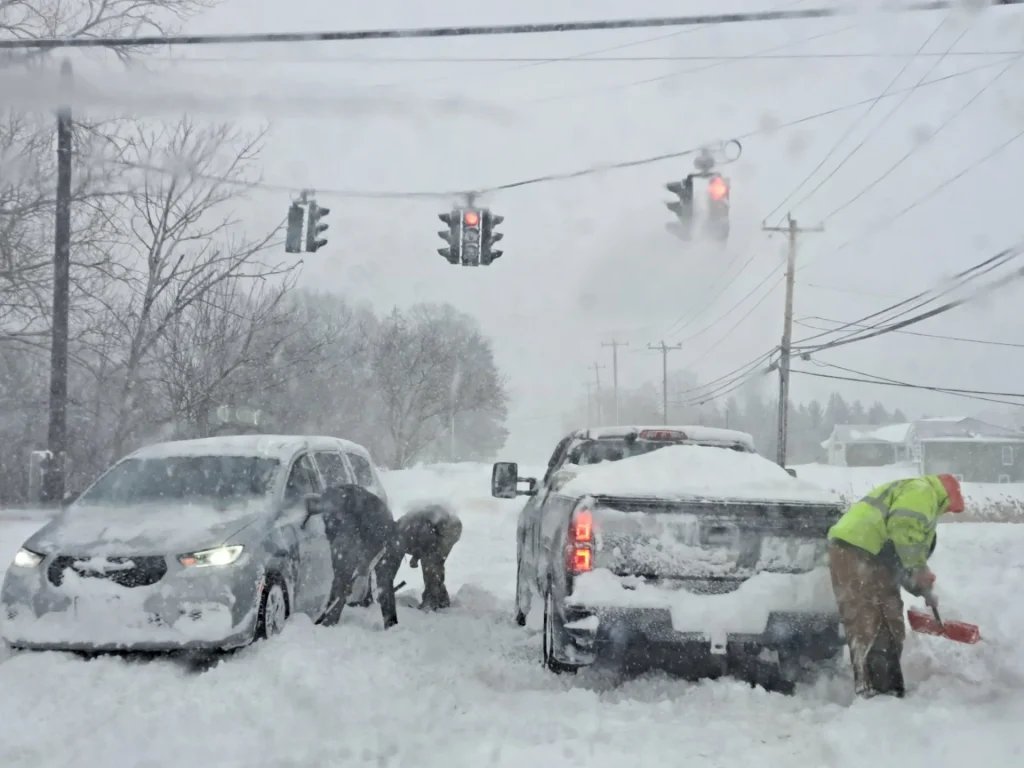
[22,0,1024,461]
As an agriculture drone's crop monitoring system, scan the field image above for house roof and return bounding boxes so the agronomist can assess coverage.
[823,423,911,449]
[823,417,1024,450]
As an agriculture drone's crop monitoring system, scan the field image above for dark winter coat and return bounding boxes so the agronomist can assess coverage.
[397,503,463,610]
[317,484,403,629]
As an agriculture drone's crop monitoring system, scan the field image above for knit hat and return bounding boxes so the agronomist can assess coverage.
[937,473,965,513]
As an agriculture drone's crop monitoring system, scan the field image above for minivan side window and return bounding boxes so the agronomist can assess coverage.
[285,454,319,504]
[315,451,351,489]
[346,452,375,487]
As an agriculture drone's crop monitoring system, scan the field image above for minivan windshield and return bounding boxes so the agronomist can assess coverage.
[77,455,281,505]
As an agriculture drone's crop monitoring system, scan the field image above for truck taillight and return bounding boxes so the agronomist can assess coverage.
[566,509,594,574]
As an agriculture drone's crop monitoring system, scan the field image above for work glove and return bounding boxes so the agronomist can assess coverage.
[903,566,936,597]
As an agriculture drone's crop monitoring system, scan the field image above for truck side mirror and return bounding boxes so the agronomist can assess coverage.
[492,462,537,499]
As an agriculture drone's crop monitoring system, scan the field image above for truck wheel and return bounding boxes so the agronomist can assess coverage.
[514,558,528,627]
[542,589,577,674]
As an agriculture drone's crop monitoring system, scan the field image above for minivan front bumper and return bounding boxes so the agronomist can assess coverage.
[1,553,263,652]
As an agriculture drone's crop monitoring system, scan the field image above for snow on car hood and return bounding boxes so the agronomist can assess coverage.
[24,499,271,557]
[557,444,839,505]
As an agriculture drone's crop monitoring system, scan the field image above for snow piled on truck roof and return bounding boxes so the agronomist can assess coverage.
[558,444,839,505]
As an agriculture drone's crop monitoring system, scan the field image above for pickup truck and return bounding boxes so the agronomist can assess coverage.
[491,425,845,692]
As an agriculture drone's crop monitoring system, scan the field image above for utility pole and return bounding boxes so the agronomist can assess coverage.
[648,341,682,425]
[584,380,593,428]
[601,338,629,425]
[591,361,606,424]
[762,213,823,467]
[44,59,73,503]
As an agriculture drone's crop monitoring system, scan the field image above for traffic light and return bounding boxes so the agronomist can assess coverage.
[306,201,330,252]
[460,208,482,266]
[438,211,460,264]
[706,175,730,242]
[285,203,304,254]
[665,176,694,240]
[481,210,504,265]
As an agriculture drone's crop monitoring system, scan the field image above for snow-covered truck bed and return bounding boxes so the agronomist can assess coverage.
[504,437,846,689]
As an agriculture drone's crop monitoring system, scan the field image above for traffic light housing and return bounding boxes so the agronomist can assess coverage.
[665,176,694,240]
[482,210,504,265]
[285,203,304,254]
[438,211,460,264]
[460,209,482,266]
[706,175,730,242]
[306,201,330,252]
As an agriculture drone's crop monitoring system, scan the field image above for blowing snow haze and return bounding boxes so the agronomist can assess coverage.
[6,2,1024,766]
[5,0,1024,461]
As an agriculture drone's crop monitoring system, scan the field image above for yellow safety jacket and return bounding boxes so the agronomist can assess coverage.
[828,476,950,570]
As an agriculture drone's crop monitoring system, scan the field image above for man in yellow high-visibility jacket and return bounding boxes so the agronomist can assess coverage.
[828,473,964,699]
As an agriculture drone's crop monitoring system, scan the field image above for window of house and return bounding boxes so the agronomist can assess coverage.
[1003,446,1014,466]
[314,451,351,488]
[346,452,375,487]
[999,474,1011,484]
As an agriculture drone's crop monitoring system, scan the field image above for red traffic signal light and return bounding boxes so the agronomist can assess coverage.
[463,210,480,227]
[708,176,729,201]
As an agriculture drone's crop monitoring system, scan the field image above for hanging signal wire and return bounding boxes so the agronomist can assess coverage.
[3,2,1017,51]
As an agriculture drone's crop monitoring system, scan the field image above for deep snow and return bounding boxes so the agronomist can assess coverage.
[0,461,1022,767]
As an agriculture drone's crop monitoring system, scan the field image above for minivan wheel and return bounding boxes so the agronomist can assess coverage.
[255,579,289,640]
[542,589,576,674]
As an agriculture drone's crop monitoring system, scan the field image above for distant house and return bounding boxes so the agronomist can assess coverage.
[821,417,1024,482]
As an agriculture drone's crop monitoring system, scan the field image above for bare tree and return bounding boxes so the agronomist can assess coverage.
[153,275,300,436]
[371,304,508,468]
[87,117,292,457]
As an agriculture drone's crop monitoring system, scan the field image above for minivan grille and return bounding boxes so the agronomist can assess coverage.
[47,555,167,588]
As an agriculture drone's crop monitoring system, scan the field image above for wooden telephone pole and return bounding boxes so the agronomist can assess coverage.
[591,361,606,424]
[601,338,629,425]
[44,59,73,503]
[648,341,682,425]
[762,213,823,467]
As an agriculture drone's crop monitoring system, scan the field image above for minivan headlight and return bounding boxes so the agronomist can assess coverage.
[179,545,243,568]
[12,548,43,568]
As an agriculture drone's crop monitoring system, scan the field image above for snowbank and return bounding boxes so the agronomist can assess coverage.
[559,445,838,504]
[793,463,1024,522]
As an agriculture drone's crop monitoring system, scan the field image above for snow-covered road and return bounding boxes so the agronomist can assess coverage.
[0,463,1021,768]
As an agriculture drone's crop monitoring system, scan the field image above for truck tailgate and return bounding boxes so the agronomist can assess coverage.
[585,495,841,583]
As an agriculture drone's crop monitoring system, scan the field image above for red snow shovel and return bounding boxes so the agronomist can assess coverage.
[907,606,981,645]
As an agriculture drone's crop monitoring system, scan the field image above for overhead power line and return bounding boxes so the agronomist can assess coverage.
[152,50,1024,65]
[80,54,1019,204]
[794,246,1024,356]
[793,248,1016,347]
[792,365,1024,408]
[795,316,1024,349]
[761,12,949,226]
[1,2,1021,51]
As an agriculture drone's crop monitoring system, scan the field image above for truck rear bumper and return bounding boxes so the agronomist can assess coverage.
[560,604,843,682]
